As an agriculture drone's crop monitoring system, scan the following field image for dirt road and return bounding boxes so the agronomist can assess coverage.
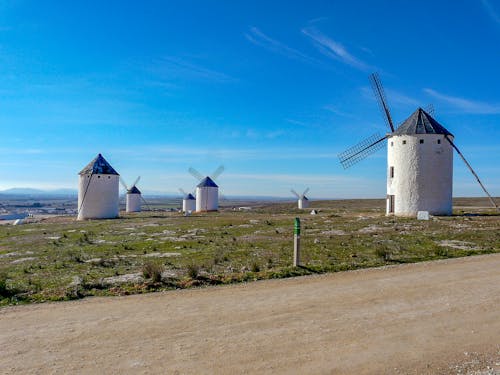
[1,254,499,374]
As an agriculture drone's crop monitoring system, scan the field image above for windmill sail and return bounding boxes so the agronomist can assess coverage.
[131,176,141,189]
[338,132,387,169]
[370,72,395,132]
[119,177,128,191]
[188,167,204,181]
[444,136,499,211]
[290,189,300,199]
[211,165,225,180]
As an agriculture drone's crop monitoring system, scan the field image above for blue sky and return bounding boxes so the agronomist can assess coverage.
[0,0,499,198]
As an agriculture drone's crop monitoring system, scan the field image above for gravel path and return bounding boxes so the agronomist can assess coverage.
[1,254,499,374]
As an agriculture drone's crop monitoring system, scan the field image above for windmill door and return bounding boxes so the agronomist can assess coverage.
[388,195,395,213]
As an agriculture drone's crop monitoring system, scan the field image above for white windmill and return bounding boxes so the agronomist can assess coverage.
[338,73,499,216]
[188,165,224,212]
[179,188,196,213]
[78,153,120,220]
[120,176,143,213]
[291,188,310,209]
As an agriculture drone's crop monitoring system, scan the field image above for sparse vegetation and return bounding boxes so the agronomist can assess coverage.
[186,263,200,279]
[0,197,498,306]
[142,262,164,283]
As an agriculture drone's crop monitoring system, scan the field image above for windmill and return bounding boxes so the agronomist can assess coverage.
[77,153,120,220]
[338,73,499,216]
[291,188,310,209]
[188,165,224,212]
[120,176,146,213]
[179,188,196,213]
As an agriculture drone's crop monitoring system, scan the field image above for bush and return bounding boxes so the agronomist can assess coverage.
[251,262,260,273]
[187,264,199,279]
[375,248,392,261]
[0,272,9,297]
[0,271,15,298]
[142,262,164,283]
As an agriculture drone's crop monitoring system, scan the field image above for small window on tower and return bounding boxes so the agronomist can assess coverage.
[390,166,394,178]
[97,175,101,178]
[390,141,393,147]
[420,139,424,144]
[437,139,441,144]
[402,140,407,145]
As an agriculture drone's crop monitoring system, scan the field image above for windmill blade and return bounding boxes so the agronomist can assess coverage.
[211,165,225,180]
[131,176,141,188]
[302,187,310,197]
[370,72,395,132]
[290,189,300,199]
[140,195,152,211]
[338,132,387,169]
[119,177,128,191]
[424,104,435,116]
[218,189,227,201]
[445,136,499,211]
[179,188,188,196]
[188,167,204,181]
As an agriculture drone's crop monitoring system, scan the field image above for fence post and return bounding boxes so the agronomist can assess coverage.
[294,217,301,267]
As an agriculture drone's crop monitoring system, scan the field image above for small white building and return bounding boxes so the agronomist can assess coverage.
[195,176,218,212]
[126,186,142,213]
[298,196,309,209]
[77,153,120,220]
[387,108,453,216]
[182,193,196,213]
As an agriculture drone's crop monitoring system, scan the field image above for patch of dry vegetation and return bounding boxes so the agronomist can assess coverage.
[0,198,498,305]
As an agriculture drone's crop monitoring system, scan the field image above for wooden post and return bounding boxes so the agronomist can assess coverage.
[293,217,301,267]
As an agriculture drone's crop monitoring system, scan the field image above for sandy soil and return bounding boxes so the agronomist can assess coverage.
[1,254,499,375]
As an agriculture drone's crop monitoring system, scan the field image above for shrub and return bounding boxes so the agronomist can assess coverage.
[0,272,9,297]
[251,261,260,273]
[187,264,199,279]
[142,262,164,283]
[375,248,392,261]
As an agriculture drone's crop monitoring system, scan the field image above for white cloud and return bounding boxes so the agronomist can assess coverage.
[424,88,500,114]
[244,27,323,67]
[481,0,500,24]
[302,27,373,72]
[150,56,234,83]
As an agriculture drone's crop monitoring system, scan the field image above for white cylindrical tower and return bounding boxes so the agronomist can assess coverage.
[126,186,142,213]
[298,197,309,209]
[182,193,196,213]
[386,108,453,216]
[78,154,120,220]
[195,177,219,212]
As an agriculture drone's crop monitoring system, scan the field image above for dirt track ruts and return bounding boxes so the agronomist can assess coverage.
[1,254,499,374]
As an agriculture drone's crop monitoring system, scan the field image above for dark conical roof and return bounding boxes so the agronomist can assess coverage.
[79,154,119,175]
[197,176,218,188]
[393,108,453,136]
[184,193,195,200]
[128,186,141,194]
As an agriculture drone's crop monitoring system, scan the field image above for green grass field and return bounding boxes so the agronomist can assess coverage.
[1,198,499,306]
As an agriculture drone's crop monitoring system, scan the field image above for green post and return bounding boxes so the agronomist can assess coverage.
[294,217,301,266]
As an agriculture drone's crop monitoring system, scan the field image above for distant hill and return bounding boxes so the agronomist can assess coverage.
[0,188,78,197]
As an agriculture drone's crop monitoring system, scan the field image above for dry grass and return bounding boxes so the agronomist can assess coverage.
[0,198,498,305]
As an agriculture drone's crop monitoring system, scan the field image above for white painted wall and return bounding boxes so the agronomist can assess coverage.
[387,134,453,216]
[183,198,196,213]
[126,193,141,213]
[78,174,119,220]
[298,198,309,209]
[195,186,218,212]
